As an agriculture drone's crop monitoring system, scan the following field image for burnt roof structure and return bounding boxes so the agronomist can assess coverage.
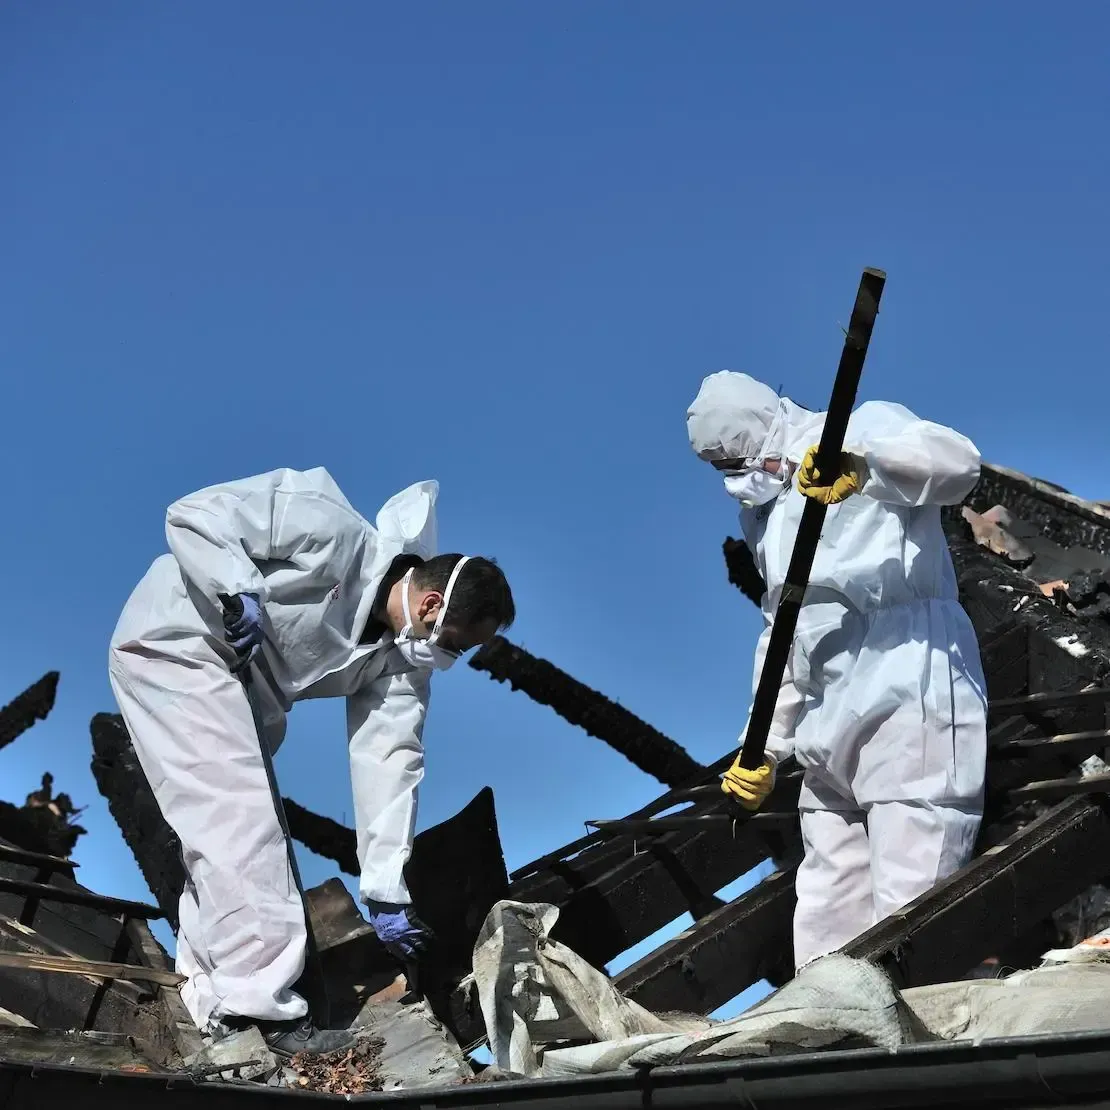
[4,462,1110,1105]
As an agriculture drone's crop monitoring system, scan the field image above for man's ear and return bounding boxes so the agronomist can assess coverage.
[417,591,443,625]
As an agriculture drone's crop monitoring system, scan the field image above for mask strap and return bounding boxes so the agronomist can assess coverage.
[399,568,417,635]
[429,556,470,644]
[753,398,789,468]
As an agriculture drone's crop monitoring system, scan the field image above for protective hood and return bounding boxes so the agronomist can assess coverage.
[375,480,439,559]
[687,371,782,465]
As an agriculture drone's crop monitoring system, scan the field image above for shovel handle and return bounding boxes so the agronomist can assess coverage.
[738,268,887,770]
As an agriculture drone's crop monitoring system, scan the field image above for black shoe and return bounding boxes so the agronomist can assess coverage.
[226,1016,357,1057]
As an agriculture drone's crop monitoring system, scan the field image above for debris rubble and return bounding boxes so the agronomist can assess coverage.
[287,1035,385,1095]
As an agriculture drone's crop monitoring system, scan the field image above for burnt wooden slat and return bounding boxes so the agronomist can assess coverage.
[0,879,163,922]
[468,635,705,788]
[1008,771,1110,804]
[615,865,797,1014]
[0,673,59,751]
[599,788,1110,1019]
[0,915,163,1041]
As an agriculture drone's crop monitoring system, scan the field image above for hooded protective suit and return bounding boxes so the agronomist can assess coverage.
[687,372,987,968]
[108,467,440,1030]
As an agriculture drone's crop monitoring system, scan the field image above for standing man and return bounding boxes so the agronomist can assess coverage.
[686,372,986,970]
[108,467,514,1053]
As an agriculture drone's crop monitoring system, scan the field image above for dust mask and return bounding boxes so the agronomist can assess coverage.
[394,557,471,671]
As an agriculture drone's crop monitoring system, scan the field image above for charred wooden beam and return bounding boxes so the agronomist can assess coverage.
[445,777,801,1050]
[964,463,1110,557]
[0,672,59,751]
[615,865,797,1014]
[0,913,163,1043]
[282,799,358,875]
[468,636,704,787]
[90,714,185,927]
[605,793,1110,1018]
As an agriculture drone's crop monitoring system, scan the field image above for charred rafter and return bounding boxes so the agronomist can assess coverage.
[0,672,59,751]
[468,636,704,787]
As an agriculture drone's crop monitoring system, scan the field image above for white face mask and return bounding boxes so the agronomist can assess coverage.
[394,557,471,671]
[723,467,787,508]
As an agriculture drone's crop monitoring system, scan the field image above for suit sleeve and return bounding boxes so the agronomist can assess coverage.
[346,666,431,906]
[165,468,343,602]
[844,401,981,508]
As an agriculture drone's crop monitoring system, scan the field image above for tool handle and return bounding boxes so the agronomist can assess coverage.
[737,268,886,770]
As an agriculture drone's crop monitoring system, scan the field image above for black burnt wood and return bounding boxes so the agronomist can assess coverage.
[966,464,1110,558]
[0,672,59,751]
[614,865,797,1014]
[0,879,162,922]
[0,914,162,1042]
[468,635,705,788]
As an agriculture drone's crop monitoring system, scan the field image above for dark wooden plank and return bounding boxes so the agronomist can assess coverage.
[0,856,136,964]
[615,866,796,1014]
[603,794,1110,1018]
[0,915,164,1042]
[0,844,75,874]
[0,879,162,921]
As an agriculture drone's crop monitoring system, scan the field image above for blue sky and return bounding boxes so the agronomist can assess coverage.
[0,1,1107,1024]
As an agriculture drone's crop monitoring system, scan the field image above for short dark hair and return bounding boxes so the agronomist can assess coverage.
[413,554,515,631]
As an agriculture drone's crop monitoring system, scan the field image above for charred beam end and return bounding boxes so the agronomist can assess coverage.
[0,672,60,751]
[723,538,765,608]
[283,799,358,875]
[469,636,704,787]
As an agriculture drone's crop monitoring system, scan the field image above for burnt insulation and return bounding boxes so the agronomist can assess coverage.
[468,636,704,788]
[0,672,59,751]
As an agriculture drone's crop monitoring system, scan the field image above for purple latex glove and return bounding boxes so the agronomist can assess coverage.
[217,592,264,673]
[365,901,434,962]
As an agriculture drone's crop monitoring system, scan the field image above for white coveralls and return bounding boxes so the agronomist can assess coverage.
[108,467,440,1030]
[688,373,988,969]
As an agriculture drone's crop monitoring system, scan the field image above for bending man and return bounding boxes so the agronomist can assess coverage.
[108,467,514,1052]
[686,372,986,969]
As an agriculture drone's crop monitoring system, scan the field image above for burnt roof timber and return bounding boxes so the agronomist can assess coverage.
[467,636,705,788]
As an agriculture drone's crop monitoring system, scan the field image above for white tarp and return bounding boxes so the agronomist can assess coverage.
[902,935,1110,1042]
[471,901,930,1077]
[471,901,1110,1079]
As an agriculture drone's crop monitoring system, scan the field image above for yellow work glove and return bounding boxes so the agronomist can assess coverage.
[796,445,863,505]
[721,754,776,812]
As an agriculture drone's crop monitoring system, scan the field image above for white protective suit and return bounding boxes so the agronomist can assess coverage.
[687,372,988,969]
[108,467,441,1030]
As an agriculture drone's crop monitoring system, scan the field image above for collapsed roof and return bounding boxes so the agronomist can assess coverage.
[1,462,1110,1105]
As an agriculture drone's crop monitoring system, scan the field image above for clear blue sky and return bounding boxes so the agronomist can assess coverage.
[1,1,1107,1022]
